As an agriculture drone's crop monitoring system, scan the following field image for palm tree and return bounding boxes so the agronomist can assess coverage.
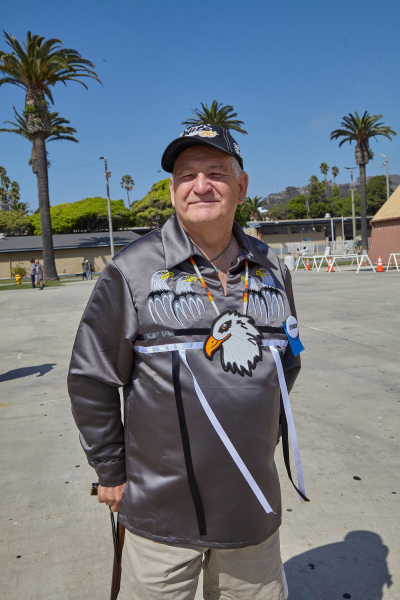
[11,200,30,214]
[247,196,264,221]
[320,162,329,189]
[182,100,247,135]
[120,174,134,207]
[8,180,20,207]
[0,169,11,210]
[0,31,101,279]
[331,112,396,250]
[1,107,79,174]
[331,166,339,186]
[3,108,77,176]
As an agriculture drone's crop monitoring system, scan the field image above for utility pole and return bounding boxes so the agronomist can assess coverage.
[99,157,114,258]
[374,153,390,200]
[345,167,357,243]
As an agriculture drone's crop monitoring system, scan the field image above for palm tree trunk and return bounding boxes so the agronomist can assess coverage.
[34,132,58,280]
[359,163,368,251]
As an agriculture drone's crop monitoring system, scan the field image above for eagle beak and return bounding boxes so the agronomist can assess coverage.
[205,333,231,357]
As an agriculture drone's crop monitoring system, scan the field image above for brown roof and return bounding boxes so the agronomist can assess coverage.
[372,185,400,222]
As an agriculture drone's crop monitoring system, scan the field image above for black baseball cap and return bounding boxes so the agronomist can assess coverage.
[161,124,243,173]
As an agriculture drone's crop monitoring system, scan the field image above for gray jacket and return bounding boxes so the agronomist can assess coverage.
[68,214,301,548]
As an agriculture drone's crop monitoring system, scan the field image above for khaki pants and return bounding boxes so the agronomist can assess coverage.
[118,529,287,600]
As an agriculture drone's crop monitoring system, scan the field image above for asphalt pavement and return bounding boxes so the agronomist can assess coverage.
[0,270,399,600]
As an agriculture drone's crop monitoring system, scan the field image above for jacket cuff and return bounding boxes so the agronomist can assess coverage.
[89,458,127,487]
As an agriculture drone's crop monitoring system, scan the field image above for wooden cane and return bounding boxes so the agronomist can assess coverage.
[91,483,126,600]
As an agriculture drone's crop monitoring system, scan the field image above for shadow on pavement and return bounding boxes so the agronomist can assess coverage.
[0,363,57,382]
[284,531,392,600]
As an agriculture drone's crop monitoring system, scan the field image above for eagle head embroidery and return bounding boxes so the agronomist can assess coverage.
[204,310,263,377]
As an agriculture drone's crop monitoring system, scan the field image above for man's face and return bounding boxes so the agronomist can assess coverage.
[170,146,248,228]
[35,259,39,265]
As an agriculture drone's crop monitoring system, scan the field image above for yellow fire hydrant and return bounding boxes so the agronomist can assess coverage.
[15,274,22,285]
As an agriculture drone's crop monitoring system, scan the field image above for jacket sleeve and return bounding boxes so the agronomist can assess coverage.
[282,264,301,393]
[67,259,138,487]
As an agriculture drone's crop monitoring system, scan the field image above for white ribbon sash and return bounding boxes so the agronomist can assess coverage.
[270,346,306,500]
[132,337,305,512]
[178,349,275,515]
[133,339,287,354]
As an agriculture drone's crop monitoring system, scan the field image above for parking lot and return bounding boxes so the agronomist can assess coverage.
[1,270,399,600]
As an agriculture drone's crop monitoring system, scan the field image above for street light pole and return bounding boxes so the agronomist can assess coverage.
[374,153,390,200]
[99,157,114,258]
[345,166,357,243]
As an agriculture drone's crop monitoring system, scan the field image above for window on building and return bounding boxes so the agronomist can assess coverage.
[273,226,283,234]
[291,225,298,234]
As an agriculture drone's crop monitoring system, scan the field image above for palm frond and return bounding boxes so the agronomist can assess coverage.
[182,99,247,134]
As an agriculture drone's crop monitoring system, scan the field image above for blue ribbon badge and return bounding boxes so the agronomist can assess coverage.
[283,316,304,357]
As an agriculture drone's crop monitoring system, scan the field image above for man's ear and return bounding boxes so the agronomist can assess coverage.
[238,171,249,201]
[169,177,175,207]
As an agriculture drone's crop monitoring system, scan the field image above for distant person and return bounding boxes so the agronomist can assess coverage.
[29,258,36,288]
[301,246,307,257]
[344,241,349,255]
[295,248,300,259]
[81,262,86,281]
[34,259,45,290]
[85,260,92,280]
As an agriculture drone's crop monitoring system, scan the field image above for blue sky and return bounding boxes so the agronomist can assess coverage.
[1,0,400,211]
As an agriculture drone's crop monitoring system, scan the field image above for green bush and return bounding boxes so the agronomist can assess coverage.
[28,197,133,235]
[131,179,174,226]
[12,265,27,277]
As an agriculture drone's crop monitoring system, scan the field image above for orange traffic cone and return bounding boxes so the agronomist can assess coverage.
[306,258,310,271]
[327,257,334,272]
[377,256,384,272]
[360,255,365,266]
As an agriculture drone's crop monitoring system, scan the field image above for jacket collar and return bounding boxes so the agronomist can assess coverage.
[162,212,278,271]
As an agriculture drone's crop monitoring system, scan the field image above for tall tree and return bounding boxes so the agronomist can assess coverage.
[1,107,78,174]
[309,175,326,203]
[120,174,134,207]
[0,31,101,279]
[0,166,11,210]
[8,181,20,207]
[320,162,329,195]
[331,112,396,250]
[246,196,264,220]
[331,166,339,186]
[182,100,247,134]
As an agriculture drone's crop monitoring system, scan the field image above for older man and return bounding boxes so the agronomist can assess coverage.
[68,125,306,600]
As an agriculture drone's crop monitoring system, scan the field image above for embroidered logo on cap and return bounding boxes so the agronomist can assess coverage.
[180,124,215,138]
[233,142,242,157]
[200,130,217,138]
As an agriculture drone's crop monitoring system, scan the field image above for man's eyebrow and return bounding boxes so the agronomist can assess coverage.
[175,162,230,176]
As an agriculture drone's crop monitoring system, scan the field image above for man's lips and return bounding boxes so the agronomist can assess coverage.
[188,199,219,205]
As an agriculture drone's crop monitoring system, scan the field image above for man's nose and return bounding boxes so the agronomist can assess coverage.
[192,173,212,194]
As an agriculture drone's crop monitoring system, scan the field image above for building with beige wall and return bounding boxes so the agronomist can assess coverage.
[244,216,372,247]
[0,230,149,279]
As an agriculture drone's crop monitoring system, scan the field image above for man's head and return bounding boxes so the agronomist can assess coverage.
[35,259,39,265]
[29,258,34,263]
[169,145,248,229]
[162,124,248,231]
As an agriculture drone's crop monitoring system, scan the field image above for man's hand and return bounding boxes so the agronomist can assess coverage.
[98,483,126,512]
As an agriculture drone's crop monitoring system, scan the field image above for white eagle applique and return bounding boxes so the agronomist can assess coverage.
[204,310,263,377]
[247,269,285,324]
[147,271,204,327]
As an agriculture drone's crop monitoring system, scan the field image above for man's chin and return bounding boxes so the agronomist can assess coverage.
[184,204,224,224]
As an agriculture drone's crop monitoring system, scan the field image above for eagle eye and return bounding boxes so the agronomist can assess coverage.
[218,319,232,333]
